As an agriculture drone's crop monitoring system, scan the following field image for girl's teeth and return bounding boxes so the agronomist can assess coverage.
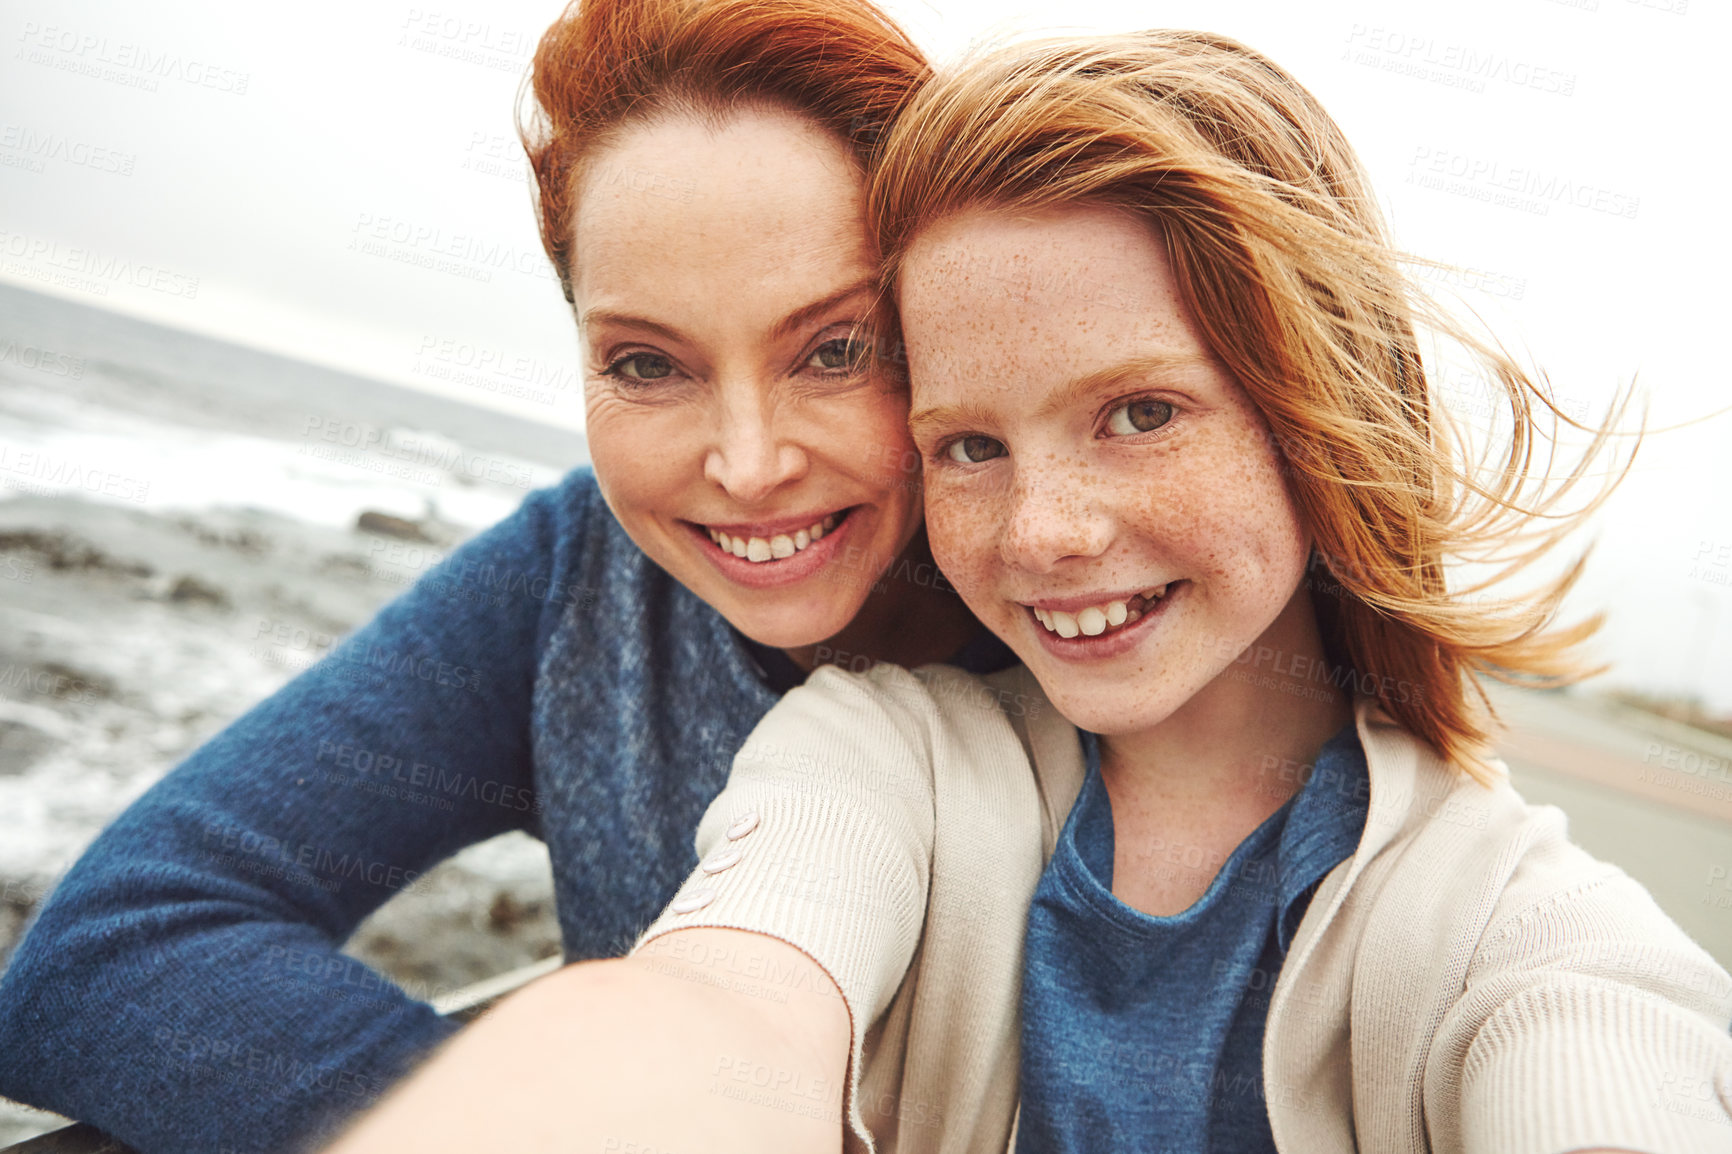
[712,516,837,564]
[1033,586,1171,639]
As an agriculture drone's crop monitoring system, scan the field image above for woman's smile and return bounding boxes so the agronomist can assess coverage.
[686,506,861,589]
[574,108,927,649]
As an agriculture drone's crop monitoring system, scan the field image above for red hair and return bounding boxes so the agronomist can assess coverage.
[869,33,1635,783]
[519,0,928,302]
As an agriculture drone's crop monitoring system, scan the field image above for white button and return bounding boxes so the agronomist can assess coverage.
[670,888,716,914]
[725,811,760,840]
[701,848,743,874]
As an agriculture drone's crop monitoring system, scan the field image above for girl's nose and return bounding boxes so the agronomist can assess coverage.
[999,464,1113,573]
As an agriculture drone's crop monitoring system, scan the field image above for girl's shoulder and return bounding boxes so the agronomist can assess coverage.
[1340,701,1732,1030]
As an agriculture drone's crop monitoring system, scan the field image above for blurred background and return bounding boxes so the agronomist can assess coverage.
[1,0,1729,1141]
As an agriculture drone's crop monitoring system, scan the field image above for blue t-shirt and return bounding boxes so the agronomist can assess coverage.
[1015,724,1370,1153]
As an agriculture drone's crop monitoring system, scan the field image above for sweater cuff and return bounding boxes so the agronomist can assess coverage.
[1462,982,1732,1152]
[631,777,926,1150]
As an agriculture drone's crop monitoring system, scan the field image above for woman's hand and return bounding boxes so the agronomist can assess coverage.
[322,928,851,1154]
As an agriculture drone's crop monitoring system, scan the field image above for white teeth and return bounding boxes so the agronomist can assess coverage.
[1033,587,1169,639]
[710,516,838,563]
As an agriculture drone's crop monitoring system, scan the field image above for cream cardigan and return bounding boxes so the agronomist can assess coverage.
[635,663,1732,1153]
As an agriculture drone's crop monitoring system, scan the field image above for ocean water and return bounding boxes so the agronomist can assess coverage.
[0,286,580,1142]
[0,281,588,529]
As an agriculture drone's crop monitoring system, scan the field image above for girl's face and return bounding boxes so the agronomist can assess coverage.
[899,203,1316,737]
[573,108,922,649]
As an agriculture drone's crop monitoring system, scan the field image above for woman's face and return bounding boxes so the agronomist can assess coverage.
[572,108,922,649]
[898,203,1316,737]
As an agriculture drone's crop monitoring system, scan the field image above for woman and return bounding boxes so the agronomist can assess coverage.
[329,28,1732,1154]
[0,1,1004,1150]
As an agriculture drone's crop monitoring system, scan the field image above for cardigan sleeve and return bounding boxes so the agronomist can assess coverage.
[633,662,941,1151]
[1434,826,1732,1154]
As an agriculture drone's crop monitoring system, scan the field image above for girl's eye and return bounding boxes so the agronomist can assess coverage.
[945,435,1007,464]
[1105,399,1175,436]
[607,353,674,381]
[806,336,870,374]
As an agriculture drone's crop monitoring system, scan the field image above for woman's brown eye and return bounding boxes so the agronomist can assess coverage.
[808,337,868,373]
[945,435,1006,464]
[611,353,673,381]
[1106,399,1174,435]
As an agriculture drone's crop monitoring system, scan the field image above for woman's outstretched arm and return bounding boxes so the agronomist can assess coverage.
[324,928,851,1153]
[0,473,587,1154]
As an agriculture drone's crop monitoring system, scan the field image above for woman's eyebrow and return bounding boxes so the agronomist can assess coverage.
[578,308,684,343]
[909,352,1213,436]
[578,279,875,346]
[767,278,875,341]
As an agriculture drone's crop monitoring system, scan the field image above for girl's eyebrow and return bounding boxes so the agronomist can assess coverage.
[909,352,1213,437]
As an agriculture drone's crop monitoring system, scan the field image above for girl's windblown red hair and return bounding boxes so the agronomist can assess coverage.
[869,32,1636,782]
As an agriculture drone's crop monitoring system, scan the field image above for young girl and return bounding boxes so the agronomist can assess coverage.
[327,29,1732,1154]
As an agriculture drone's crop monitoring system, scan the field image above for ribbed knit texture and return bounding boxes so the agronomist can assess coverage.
[637,663,1050,1154]
[644,681,1732,1152]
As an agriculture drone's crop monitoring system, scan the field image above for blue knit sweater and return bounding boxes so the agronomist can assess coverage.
[0,467,1006,1154]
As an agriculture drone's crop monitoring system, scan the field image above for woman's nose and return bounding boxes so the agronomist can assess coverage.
[702,384,808,503]
[999,464,1113,573]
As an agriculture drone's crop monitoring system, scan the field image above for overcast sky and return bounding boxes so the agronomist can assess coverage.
[3,0,1730,707]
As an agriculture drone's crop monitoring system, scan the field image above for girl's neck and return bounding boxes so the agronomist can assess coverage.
[780,529,981,674]
[1096,588,1354,917]
[1099,588,1354,816]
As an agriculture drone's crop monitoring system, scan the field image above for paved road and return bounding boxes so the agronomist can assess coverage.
[1489,684,1732,970]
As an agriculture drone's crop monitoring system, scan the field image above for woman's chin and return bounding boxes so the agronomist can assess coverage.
[714,591,865,653]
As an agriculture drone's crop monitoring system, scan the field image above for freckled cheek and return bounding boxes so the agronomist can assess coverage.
[924,487,1000,600]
